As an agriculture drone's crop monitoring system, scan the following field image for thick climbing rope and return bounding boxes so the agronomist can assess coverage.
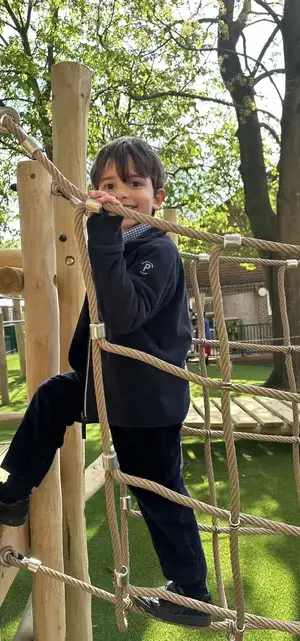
[1,109,300,638]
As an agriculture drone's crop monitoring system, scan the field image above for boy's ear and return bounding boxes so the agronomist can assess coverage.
[153,188,166,211]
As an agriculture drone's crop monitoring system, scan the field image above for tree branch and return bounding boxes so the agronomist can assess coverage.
[258,108,280,123]
[244,17,276,28]
[241,32,251,75]
[0,33,9,46]
[252,24,280,76]
[0,17,19,32]
[162,29,282,85]
[260,122,280,146]
[165,17,219,29]
[254,68,285,84]
[127,89,234,108]
[2,0,22,31]
[253,0,283,28]
[232,0,251,45]
[24,1,34,32]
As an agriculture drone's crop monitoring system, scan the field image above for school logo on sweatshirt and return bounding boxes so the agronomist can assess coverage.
[140,260,154,275]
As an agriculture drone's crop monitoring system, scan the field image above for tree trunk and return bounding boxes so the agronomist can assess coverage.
[217,1,293,388]
[274,0,300,387]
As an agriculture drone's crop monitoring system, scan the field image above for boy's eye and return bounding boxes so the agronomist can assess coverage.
[103,183,114,190]
[131,181,143,187]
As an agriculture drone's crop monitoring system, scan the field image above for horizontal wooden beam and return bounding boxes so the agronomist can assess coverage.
[0,412,25,426]
[0,249,22,269]
[0,267,24,295]
[85,454,105,502]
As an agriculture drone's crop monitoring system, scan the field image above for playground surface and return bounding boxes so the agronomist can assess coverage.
[1,355,300,641]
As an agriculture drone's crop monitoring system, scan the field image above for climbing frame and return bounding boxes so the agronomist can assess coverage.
[1,103,300,641]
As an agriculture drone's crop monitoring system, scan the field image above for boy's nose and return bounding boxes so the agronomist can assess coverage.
[114,184,131,200]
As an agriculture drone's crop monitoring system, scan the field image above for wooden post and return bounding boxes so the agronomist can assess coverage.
[17,159,65,640]
[164,208,178,246]
[0,521,29,608]
[0,309,9,405]
[13,298,26,378]
[52,61,92,641]
[2,306,9,322]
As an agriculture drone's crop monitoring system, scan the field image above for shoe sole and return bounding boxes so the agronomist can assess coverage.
[135,597,212,627]
[149,609,212,627]
[0,499,29,527]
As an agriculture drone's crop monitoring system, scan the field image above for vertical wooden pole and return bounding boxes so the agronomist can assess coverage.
[13,298,26,378]
[17,159,65,641]
[2,307,9,322]
[164,208,178,246]
[52,61,92,641]
[0,309,9,405]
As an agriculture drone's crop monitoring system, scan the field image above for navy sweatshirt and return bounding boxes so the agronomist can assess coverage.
[68,212,191,428]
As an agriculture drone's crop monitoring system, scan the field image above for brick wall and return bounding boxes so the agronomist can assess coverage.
[222,289,270,324]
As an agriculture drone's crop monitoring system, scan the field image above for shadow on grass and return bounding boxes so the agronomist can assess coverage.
[183,438,300,640]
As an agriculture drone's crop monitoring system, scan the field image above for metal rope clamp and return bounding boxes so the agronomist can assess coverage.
[21,135,43,158]
[286,259,298,269]
[90,323,106,340]
[103,447,119,471]
[121,495,132,511]
[24,555,42,574]
[229,517,241,530]
[223,234,242,251]
[114,566,129,588]
[222,381,232,390]
[286,345,294,354]
[198,252,210,263]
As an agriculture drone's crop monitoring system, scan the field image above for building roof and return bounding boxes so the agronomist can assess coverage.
[184,260,266,292]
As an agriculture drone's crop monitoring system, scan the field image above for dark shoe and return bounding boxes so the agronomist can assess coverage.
[135,581,212,627]
[0,482,30,527]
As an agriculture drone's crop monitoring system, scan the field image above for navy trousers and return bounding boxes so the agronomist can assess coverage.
[2,372,207,590]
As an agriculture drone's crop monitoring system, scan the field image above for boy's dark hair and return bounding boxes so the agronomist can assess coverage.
[90,136,166,193]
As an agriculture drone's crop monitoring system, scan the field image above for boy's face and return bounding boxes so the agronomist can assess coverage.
[98,157,166,230]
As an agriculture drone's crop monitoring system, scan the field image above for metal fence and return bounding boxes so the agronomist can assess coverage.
[189,322,273,361]
[227,322,273,354]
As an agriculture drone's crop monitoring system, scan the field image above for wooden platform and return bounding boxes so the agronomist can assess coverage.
[1,396,298,452]
[184,396,299,435]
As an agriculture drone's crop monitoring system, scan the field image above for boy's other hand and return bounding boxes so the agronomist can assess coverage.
[87,190,121,218]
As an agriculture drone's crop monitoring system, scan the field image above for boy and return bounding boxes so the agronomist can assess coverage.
[0,137,211,627]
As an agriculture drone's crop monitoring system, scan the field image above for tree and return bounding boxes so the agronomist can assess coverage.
[216,0,299,387]
[0,0,245,242]
[1,0,299,387]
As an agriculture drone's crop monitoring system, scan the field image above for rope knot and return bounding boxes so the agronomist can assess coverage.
[0,545,21,567]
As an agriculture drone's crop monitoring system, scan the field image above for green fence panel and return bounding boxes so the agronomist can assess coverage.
[4,324,17,353]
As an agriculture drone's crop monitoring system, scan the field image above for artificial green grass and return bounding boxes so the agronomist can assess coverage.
[1,355,299,641]
[188,360,272,398]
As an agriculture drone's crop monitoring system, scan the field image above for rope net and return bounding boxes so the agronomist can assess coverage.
[1,111,300,639]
